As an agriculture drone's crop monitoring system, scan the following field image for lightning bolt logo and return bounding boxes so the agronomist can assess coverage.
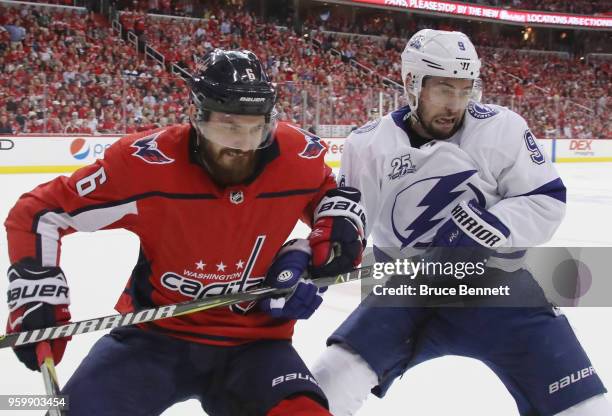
[131,130,175,164]
[392,170,478,248]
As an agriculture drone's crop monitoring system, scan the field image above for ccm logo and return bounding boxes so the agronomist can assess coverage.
[570,140,592,151]
[0,139,15,150]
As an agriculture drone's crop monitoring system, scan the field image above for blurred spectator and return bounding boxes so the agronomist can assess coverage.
[64,112,82,133]
[84,109,98,134]
[0,113,13,134]
[3,21,27,43]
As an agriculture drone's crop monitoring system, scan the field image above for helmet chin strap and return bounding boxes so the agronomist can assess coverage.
[189,106,209,158]
[190,116,214,170]
[408,108,436,140]
[408,111,422,128]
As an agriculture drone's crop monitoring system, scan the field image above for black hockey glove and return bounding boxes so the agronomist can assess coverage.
[6,260,72,371]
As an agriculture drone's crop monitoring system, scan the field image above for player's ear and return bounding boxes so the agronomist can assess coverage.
[188,104,202,128]
[403,72,413,92]
[404,72,419,109]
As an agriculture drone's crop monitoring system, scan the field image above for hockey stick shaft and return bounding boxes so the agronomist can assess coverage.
[36,342,65,416]
[0,265,374,349]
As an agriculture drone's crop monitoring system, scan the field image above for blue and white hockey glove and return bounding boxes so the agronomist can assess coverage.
[308,187,366,279]
[426,199,510,265]
[434,199,510,248]
[260,239,326,320]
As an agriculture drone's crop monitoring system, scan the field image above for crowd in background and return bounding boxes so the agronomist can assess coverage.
[466,0,611,15]
[0,0,609,140]
[302,7,610,55]
[0,4,189,135]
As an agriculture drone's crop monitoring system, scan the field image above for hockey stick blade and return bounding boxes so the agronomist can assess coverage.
[0,265,374,349]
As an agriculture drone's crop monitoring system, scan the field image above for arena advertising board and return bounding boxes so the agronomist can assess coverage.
[0,136,609,174]
[347,0,612,29]
[0,136,346,173]
[321,138,344,168]
[553,139,612,163]
[0,136,120,174]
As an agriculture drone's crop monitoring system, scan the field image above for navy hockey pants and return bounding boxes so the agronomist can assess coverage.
[61,326,326,416]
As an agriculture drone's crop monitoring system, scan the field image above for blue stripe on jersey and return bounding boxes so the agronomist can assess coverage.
[256,188,320,198]
[517,177,567,203]
[391,105,412,137]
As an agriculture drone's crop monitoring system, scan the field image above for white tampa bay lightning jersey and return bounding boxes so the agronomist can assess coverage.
[339,101,566,253]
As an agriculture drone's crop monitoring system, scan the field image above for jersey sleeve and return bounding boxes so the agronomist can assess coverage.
[5,138,140,267]
[486,113,566,246]
[337,133,380,238]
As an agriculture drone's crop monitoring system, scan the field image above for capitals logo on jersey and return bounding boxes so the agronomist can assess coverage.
[391,170,486,247]
[160,271,264,313]
[160,236,267,314]
[131,130,175,164]
[290,125,325,159]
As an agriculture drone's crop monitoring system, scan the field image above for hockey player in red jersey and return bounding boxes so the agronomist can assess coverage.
[4,49,366,415]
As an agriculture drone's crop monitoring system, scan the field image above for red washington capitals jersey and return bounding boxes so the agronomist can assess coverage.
[5,122,336,346]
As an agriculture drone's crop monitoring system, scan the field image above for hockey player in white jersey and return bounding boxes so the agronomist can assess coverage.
[312,29,611,415]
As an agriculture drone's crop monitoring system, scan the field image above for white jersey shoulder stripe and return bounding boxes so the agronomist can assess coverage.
[36,202,138,266]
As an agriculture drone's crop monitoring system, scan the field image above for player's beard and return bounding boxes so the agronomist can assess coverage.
[200,141,258,187]
[416,107,464,140]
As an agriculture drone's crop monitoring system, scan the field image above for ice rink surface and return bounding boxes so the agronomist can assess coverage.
[1,163,611,415]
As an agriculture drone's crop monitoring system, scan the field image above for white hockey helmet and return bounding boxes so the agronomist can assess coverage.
[401,29,481,112]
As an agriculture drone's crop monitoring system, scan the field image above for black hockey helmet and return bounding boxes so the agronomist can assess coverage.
[188,48,277,119]
[188,49,278,151]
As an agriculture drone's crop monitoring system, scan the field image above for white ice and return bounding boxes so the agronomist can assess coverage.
[0,163,611,415]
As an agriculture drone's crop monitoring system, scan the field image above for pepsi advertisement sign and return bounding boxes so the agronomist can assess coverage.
[70,138,111,161]
[0,135,120,174]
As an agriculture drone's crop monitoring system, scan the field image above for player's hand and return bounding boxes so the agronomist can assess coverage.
[426,199,510,264]
[308,187,366,278]
[6,260,72,371]
[260,239,326,320]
